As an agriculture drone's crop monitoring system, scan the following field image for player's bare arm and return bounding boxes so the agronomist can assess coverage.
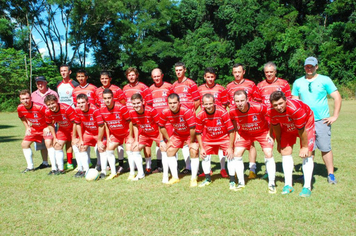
[194,99,200,110]
[97,124,106,152]
[323,90,342,125]
[297,127,309,158]
[20,117,31,136]
[271,124,281,153]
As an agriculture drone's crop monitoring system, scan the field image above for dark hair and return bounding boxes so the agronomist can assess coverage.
[125,67,139,76]
[76,93,88,101]
[167,93,180,102]
[60,64,71,71]
[174,62,186,69]
[131,93,143,101]
[232,63,245,71]
[100,71,112,78]
[76,69,88,76]
[270,91,286,103]
[44,94,58,103]
[103,88,113,97]
[19,89,31,96]
[233,90,247,99]
[204,67,216,76]
[202,93,215,103]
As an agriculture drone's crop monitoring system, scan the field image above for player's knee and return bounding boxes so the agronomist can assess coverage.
[21,141,30,149]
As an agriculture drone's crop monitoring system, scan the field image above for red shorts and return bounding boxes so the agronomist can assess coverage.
[235,130,273,149]
[281,126,315,152]
[109,133,129,145]
[56,129,72,142]
[169,134,197,149]
[202,137,230,155]
[139,133,161,147]
[24,128,53,143]
[83,132,106,147]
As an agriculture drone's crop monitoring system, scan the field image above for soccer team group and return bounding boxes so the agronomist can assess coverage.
[17,57,341,197]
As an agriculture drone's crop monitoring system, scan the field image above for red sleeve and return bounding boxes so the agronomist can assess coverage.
[17,106,24,119]
[220,88,229,106]
[184,109,196,128]
[45,109,52,124]
[67,106,78,123]
[115,89,126,101]
[252,84,262,103]
[151,108,160,124]
[94,109,104,126]
[229,109,240,130]
[190,83,200,101]
[158,110,167,127]
[121,105,131,122]
[222,110,234,132]
[143,87,153,105]
[195,112,204,134]
[283,82,292,98]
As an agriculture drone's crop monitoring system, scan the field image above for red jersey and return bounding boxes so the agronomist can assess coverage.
[172,78,200,110]
[95,85,126,108]
[130,106,160,137]
[196,105,234,141]
[100,103,131,138]
[17,102,47,130]
[149,82,173,114]
[72,83,97,106]
[270,99,314,133]
[45,103,78,130]
[123,82,153,111]
[226,79,261,106]
[229,101,269,136]
[159,106,196,136]
[198,83,228,107]
[257,78,291,107]
[75,104,104,135]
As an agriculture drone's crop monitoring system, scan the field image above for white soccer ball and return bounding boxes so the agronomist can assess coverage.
[85,168,99,181]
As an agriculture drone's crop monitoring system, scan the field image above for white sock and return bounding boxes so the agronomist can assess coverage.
[168,156,178,179]
[23,148,34,169]
[249,162,256,173]
[182,145,191,169]
[145,157,152,169]
[133,152,144,177]
[202,155,211,174]
[117,145,124,161]
[302,156,314,189]
[100,152,108,175]
[126,151,135,175]
[227,158,236,177]
[73,145,82,171]
[264,157,268,174]
[282,155,294,186]
[55,149,64,171]
[49,148,57,171]
[236,157,245,185]
[265,157,276,186]
[162,152,169,182]
[219,150,226,170]
[106,150,116,174]
[42,161,48,165]
[87,147,91,166]
[80,152,89,171]
[190,158,199,180]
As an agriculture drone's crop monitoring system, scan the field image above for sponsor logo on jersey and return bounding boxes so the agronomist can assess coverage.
[288,117,292,122]
[90,116,94,121]
[217,119,221,125]
[183,87,188,92]
[115,114,120,119]
[214,93,218,98]
[277,87,281,91]
[62,114,67,120]
[34,113,38,118]
[180,117,184,122]
[253,115,257,121]
[162,91,167,96]
[87,92,91,97]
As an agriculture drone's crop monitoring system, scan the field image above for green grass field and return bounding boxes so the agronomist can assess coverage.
[1,101,355,235]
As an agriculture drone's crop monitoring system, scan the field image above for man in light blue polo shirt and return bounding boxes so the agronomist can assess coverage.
[292,56,342,184]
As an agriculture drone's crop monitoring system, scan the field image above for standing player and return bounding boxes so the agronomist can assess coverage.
[17,89,54,173]
[122,67,153,174]
[74,94,106,178]
[159,93,199,185]
[100,89,132,180]
[31,76,58,170]
[292,56,342,184]
[72,69,97,106]
[57,64,79,170]
[172,62,200,174]
[149,68,173,173]
[226,63,261,180]
[270,91,315,197]
[95,71,126,173]
[196,94,234,187]
[129,93,164,181]
[197,67,229,178]
[44,94,79,175]
[229,90,276,193]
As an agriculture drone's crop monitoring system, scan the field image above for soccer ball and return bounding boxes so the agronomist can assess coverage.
[85,168,99,181]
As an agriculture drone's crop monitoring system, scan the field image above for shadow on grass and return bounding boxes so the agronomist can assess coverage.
[0,135,21,143]
[0,125,16,129]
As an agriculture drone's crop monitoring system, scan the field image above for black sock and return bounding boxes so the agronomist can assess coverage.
[119,159,124,167]
[206,174,211,182]
[229,175,235,183]
[157,159,162,168]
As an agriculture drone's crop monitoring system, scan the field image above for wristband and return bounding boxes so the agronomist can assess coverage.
[160,140,164,142]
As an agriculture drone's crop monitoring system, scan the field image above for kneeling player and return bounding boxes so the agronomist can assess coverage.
[17,90,54,173]
[229,90,275,193]
[159,93,199,185]
[196,94,234,187]
[270,91,315,197]
[45,94,79,175]
[100,89,132,180]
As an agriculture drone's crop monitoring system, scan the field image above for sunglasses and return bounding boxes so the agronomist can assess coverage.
[308,83,312,93]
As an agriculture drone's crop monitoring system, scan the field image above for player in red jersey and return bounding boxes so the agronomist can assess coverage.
[95,71,126,173]
[270,91,315,197]
[229,90,276,193]
[196,94,234,188]
[129,93,164,181]
[100,89,132,180]
[44,94,79,175]
[74,94,107,178]
[72,69,97,106]
[172,62,200,174]
[226,63,262,179]
[17,90,54,173]
[149,68,174,173]
[197,67,229,178]
[159,93,199,185]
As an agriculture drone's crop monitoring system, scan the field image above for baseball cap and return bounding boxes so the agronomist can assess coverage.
[304,57,318,66]
[35,76,47,82]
